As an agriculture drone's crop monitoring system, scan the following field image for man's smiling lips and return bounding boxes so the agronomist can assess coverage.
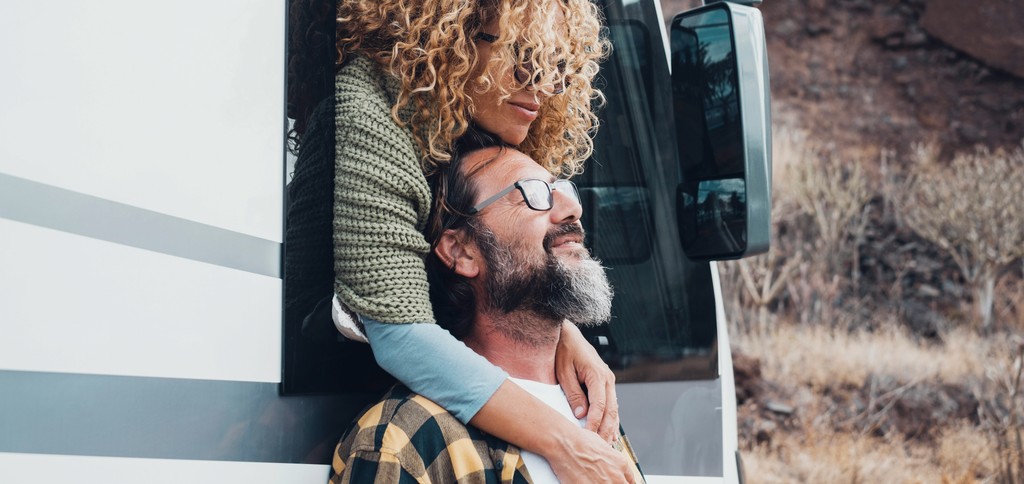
[550,234,583,251]
[543,223,586,254]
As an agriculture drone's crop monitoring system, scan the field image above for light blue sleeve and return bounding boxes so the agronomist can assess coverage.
[361,316,508,424]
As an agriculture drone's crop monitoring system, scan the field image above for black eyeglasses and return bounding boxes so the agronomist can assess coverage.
[469,178,580,215]
[474,32,568,95]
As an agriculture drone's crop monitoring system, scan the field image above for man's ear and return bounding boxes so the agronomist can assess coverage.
[434,229,480,278]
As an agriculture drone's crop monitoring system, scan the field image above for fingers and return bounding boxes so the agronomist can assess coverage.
[581,365,618,441]
[624,460,636,484]
[558,366,590,420]
[583,374,607,434]
[597,377,620,443]
[549,428,635,484]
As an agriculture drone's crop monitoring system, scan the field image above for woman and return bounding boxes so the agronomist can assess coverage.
[289,0,631,480]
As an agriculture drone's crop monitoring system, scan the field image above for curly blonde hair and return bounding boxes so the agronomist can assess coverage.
[337,0,609,176]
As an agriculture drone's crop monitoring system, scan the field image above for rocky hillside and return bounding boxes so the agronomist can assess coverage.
[659,3,1024,480]
[662,0,1024,159]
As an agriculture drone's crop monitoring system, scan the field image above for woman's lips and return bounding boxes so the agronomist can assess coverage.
[509,101,540,121]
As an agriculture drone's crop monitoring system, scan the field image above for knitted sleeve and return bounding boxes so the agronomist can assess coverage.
[333,56,435,324]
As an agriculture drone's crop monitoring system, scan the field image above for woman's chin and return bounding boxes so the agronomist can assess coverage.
[498,129,530,146]
[476,119,531,147]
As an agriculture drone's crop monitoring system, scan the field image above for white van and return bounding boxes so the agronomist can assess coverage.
[0,1,769,482]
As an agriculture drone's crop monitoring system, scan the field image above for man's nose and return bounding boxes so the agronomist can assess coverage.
[549,186,582,223]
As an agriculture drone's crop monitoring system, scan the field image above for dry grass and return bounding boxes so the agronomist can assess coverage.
[745,422,997,484]
[724,128,1024,482]
[735,323,1013,483]
[733,323,1005,389]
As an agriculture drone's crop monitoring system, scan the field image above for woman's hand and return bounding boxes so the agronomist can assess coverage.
[546,426,636,484]
[471,380,634,483]
[556,323,620,442]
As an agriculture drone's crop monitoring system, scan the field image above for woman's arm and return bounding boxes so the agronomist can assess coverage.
[472,381,636,484]
[333,56,435,326]
[362,318,506,422]
[365,319,634,483]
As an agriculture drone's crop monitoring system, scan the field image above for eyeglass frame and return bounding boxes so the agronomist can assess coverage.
[468,178,580,215]
[473,32,568,95]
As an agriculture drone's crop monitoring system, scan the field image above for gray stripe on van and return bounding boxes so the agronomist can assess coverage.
[0,173,280,278]
[0,370,375,464]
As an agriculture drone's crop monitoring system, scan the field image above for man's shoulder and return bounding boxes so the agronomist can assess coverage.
[364,384,468,439]
[333,385,525,483]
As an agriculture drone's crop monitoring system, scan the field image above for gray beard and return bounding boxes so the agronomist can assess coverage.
[474,224,613,345]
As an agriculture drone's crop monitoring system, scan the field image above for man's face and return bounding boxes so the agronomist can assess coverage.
[462,148,612,329]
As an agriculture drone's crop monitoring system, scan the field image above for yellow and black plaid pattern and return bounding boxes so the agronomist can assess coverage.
[329,384,529,483]
[329,384,646,483]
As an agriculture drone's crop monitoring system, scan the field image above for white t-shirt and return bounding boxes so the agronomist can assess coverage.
[509,377,588,484]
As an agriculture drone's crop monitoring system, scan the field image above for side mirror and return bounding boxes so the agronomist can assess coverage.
[671,1,772,260]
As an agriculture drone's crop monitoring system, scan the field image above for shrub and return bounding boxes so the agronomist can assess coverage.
[899,142,1024,331]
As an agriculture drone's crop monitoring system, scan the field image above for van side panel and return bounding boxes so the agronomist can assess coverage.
[0,0,339,480]
[0,218,281,382]
[0,454,328,484]
[0,0,284,241]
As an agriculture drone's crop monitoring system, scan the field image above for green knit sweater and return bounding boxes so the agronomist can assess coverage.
[333,56,435,324]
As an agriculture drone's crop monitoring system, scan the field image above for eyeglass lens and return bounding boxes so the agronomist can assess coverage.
[518,179,579,211]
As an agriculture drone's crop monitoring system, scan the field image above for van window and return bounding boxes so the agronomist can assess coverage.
[577,0,718,382]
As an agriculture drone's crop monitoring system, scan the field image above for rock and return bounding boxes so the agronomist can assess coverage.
[869,14,905,41]
[903,30,929,47]
[765,401,795,415]
[917,284,940,298]
[921,0,1024,79]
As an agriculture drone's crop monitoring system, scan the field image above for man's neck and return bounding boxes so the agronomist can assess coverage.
[463,310,562,384]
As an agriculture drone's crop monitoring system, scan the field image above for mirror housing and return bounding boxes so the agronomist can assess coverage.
[671,1,772,260]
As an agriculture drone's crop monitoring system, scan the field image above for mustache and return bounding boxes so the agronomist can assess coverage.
[542,223,586,253]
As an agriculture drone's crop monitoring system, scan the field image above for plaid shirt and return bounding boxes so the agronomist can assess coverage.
[329,384,646,483]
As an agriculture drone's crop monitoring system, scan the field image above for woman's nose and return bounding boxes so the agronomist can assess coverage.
[530,77,563,98]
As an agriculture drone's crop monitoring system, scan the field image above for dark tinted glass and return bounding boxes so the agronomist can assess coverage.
[577,4,717,382]
[671,6,748,258]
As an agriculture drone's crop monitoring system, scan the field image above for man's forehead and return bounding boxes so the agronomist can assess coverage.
[462,147,552,186]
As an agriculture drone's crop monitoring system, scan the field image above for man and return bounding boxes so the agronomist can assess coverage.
[329,139,645,483]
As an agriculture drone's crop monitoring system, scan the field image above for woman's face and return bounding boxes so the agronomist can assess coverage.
[468,11,564,145]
